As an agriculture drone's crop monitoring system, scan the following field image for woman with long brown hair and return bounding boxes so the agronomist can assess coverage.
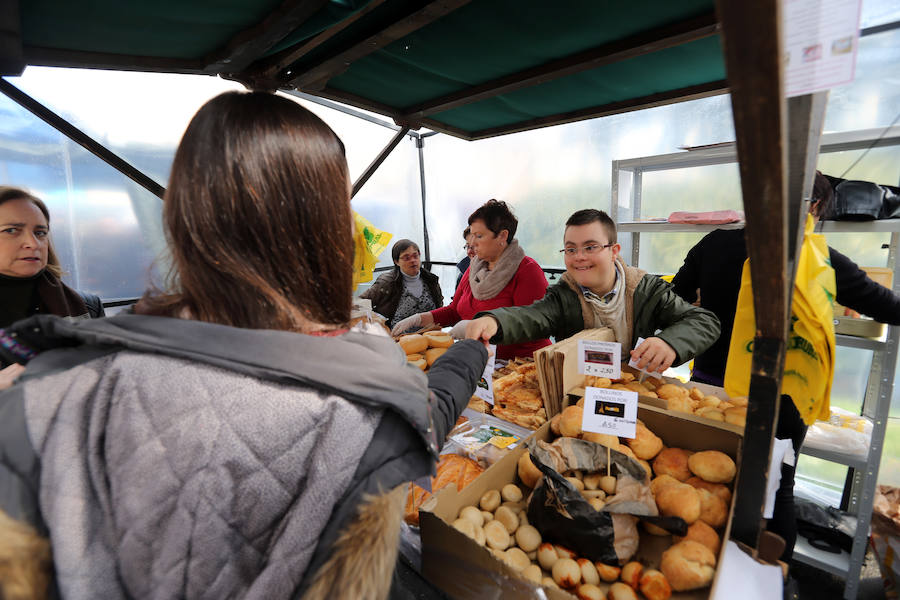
[0,91,486,600]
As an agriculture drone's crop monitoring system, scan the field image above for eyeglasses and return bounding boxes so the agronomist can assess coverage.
[399,252,420,261]
[463,244,473,250]
[559,243,615,256]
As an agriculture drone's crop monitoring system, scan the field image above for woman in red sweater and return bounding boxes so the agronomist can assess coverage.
[391,199,550,360]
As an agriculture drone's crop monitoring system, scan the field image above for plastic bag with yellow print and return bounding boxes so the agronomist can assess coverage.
[724,215,836,425]
[352,211,392,290]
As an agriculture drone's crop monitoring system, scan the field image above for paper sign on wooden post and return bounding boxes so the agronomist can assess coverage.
[582,387,638,439]
[474,344,497,405]
[578,340,622,379]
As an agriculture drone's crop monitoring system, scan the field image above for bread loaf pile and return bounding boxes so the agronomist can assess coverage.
[584,373,748,428]
[466,358,548,430]
[398,331,453,371]
[462,406,737,595]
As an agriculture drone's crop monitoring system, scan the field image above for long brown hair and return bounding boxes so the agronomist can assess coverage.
[0,186,63,279]
[142,92,353,331]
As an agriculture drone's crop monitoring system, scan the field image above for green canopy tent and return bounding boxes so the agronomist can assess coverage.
[0,0,826,574]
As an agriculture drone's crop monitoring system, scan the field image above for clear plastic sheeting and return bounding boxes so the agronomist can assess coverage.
[803,407,874,460]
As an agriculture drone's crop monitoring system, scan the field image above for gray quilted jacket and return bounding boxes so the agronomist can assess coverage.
[0,314,487,600]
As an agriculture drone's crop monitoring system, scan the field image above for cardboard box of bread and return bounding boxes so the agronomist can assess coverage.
[397,331,454,371]
[569,367,747,432]
[420,402,741,599]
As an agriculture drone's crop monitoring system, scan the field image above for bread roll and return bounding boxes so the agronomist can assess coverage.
[620,561,643,588]
[627,421,664,460]
[729,395,749,408]
[517,452,542,488]
[656,483,701,524]
[697,488,728,528]
[503,547,531,572]
[552,558,581,589]
[595,562,621,582]
[398,334,428,354]
[656,383,688,400]
[459,505,484,528]
[688,451,736,483]
[724,406,747,427]
[689,387,705,402]
[425,346,448,366]
[537,543,559,570]
[522,564,542,584]
[550,413,562,436]
[674,520,721,554]
[666,395,694,414]
[685,476,732,504]
[575,583,603,600]
[559,405,584,438]
[695,407,725,422]
[652,447,693,482]
[452,517,475,539]
[410,357,427,371]
[578,558,600,586]
[608,582,639,600]
[480,489,501,512]
[484,519,510,550]
[639,569,672,600]
[554,544,577,560]
[424,331,453,348]
[659,540,716,591]
[650,474,681,496]
[502,483,524,503]
[494,506,519,533]
[618,372,636,383]
[582,431,620,449]
[515,524,541,552]
[699,395,721,409]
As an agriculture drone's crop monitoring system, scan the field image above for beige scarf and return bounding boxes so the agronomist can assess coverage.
[562,257,646,355]
[468,240,526,300]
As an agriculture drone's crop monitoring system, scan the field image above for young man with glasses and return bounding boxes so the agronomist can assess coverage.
[466,209,720,373]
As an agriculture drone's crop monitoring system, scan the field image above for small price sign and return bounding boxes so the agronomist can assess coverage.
[474,344,497,405]
[582,386,637,439]
[627,336,663,380]
[578,340,622,379]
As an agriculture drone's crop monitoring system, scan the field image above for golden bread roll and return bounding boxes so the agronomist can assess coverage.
[515,524,541,552]
[595,562,620,582]
[652,447,693,481]
[552,557,581,589]
[559,405,584,438]
[650,474,681,496]
[410,358,427,371]
[425,347,448,366]
[636,458,653,480]
[620,561,643,588]
[689,387,705,402]
[626,421,663,460]
[700,395,721,409]
[618,372,636,383]
[608,582,639,600]
[550,413,562,436]
[537,543,559,570]
[398,333,428,354]
[423,331,453,348]
[695,407,725,422]
[585,376,612,388]
[611,384,630,391]
[685,476,732,504]
[656,383,688,400]
[625,382,645,393]
[666,395,694,414]
[729,396,749,408]
[724,406,747,427]
[578,558,600,586]
[582,431,619,449]
[575,583,603,600]
[617,445,636,459]
[503,547,530,572]
[656,483,701,524]
[697,488,728,528]
[674,520,721,555]
[406,353,423,361]
[660,540,716,591]
[718,401,734,410]
[517,452,542,488]
[404,454,483,525]
[484,519,510,550]
[522,564,542,584]
[688,450,736,483]
[639,569,673,600]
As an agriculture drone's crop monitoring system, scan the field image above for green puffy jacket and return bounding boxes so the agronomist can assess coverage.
[482,264,721,366]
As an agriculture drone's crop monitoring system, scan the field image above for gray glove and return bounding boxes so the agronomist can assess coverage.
[449,320,471,340]
[391,313,422,336]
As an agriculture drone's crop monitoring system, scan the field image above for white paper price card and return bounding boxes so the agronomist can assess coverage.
[578,340,621,379]
[474,344,497,405]
[627,336,663,380]
[582,387,638,439]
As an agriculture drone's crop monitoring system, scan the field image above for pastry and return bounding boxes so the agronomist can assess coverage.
[659,540,716,591]
[688,451,736,483]
[656,482,701,524]
[652,447,693,482]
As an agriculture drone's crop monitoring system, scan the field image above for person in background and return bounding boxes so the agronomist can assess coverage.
[0,91,487,600]
[455,226,476,292]
[670,171,900,562]
[466,209,719,372]
[392,199,551,360]
[0,186,104,387]
[360,239,443,333]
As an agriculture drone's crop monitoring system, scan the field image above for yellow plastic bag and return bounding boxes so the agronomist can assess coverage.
[725,215,836,425]
[352,211,392,290]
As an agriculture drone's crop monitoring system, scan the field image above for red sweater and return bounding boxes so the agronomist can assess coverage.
[432,256,551,360]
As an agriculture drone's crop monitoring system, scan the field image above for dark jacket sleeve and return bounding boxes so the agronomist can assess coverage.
[831,247,900,325]
[634,275,721,365]
[359,272,393,316]
[479,283,582,345]
[80,292,106,318]
[424,339,488,444]
[671,238,703,304]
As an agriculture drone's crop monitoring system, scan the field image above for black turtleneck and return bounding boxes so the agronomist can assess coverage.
[0,272,42,328]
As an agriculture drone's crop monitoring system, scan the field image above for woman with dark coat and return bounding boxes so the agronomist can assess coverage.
[360,239,443,333]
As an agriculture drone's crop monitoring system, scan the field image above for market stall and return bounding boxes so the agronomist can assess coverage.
[0,0,853,596]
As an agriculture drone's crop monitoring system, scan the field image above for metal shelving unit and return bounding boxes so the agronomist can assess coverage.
[611,127,900,600]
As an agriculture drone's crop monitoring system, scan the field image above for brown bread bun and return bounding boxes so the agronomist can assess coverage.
[398,333,428,354]
[688,451,736,483]
[652,447,693,481]
[424,331,453,348]
[673,520,721,555]
[660,540,716,591]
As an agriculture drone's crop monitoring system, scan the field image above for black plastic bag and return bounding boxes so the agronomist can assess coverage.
[795,498,857,554]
